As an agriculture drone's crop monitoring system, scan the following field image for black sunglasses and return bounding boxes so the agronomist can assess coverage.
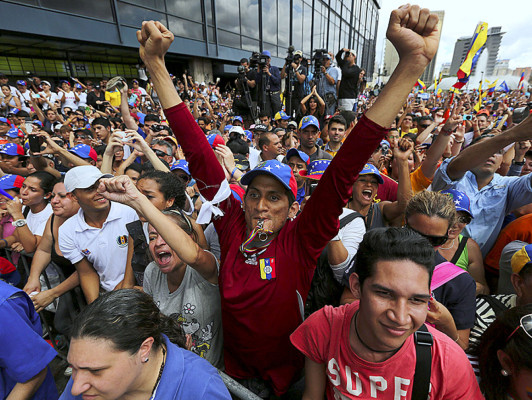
[154,149,170,158]
[405,225,448,247]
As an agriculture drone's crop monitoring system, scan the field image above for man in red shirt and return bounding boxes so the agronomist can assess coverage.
[134,4,442,396]
[291,228,483,399]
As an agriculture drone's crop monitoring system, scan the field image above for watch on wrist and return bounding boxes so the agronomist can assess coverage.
[512,160,525,166]
[12,219,27,228]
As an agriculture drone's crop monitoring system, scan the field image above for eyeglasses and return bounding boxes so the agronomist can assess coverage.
[457,215,472,225]
[506,313,532,342]
[154,149,170,158]
[419,124,432,130]
[405,224,448,247]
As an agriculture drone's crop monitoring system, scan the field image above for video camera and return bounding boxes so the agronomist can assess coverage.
[312,49,328,77]
[284,46,302,66]
[249,52,268,69]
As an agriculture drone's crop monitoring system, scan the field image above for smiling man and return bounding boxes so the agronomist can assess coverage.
[136,4,442,396]
[59,166,138,303]
[291,228,483,399]
[298,115,332,162]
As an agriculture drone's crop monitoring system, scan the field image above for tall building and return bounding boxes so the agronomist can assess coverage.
[494,59,511,76]
[419,10,444,84]
[0,0,381,82]
[440,62,451,76]
[450,26,504,77]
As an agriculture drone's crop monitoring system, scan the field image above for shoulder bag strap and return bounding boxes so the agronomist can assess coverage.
[412,324,433,400]
[450,236,468,265]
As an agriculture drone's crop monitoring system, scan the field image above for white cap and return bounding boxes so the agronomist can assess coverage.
[64,165,113,193]
[229,126,245,137]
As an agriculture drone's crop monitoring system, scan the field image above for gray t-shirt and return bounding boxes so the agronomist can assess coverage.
[143,260,223,369]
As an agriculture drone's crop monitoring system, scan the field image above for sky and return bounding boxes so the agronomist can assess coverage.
[375,0,532,71]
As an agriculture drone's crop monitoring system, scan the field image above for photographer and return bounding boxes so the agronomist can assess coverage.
[281,49,307,118]
[233,58,257,122]
[316,52,340,115]
[336,48,361,111]
[255,50,282,118]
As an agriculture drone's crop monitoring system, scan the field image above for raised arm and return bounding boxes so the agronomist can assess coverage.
[120,83,139,130]
[98,175,218,283]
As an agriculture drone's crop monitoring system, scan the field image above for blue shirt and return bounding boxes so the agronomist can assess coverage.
[256,65,281,92]
[432,157,532,256]
[0,281,58,400]
[60,335,231,399]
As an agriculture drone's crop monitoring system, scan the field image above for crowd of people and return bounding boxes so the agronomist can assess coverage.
[0,4,531,400]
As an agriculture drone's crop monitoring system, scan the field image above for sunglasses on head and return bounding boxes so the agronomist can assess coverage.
[405,224,448,247]
[457,215,472,225]
[506,313,532,342]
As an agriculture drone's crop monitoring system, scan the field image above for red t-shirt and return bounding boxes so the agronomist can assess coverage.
[376,174,398,203]
[291,302,483,399]
[165,103,387,395]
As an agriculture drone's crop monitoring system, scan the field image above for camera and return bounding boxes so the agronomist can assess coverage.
[463,114,473,121]
[312,49,328,77]
[380,143,390,156]
[151,124,168,133]
[285,46,295,65]
[250,52,268,69]
[512,105,531,124]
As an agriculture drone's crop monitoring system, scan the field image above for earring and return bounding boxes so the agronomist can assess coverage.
[501,369,509,376]
[143,358,149,363]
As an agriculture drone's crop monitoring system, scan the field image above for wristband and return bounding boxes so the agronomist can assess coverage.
[230,167,238,179]
[454,139,464,143]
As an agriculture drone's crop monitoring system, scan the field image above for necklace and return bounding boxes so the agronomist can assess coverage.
[354,311,401,354]
[149,346,166,400]
[439,238,456,250]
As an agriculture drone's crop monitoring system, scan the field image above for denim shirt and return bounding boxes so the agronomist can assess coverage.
[432,157,532,256]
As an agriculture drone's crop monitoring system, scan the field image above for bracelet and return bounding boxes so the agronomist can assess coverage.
[0,239,7,248]
[454,335,460,343]
[230,167,238,179]
[454,139,464,143]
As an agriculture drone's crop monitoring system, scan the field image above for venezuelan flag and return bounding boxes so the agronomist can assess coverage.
[453,22,488,89]
[474,80,486,112]
[487,79,498,95]
[518,72,525,90]
[259,258,276,280]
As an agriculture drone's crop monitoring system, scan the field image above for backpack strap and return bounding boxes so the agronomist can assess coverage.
[339,211,363,229]
[412,324,433,400]
[23,205,30,218]
[430,261,467,292]
[450,236,468,265]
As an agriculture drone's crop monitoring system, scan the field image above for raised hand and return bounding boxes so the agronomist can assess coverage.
[97,175,141,208]
[386,5,440,65]
[136,21,175,64]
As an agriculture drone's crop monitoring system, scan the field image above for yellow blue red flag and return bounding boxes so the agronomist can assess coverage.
[259,258,276,280]
[453,22,488,89]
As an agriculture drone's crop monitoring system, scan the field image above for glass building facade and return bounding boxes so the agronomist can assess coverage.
[0,0,380,77]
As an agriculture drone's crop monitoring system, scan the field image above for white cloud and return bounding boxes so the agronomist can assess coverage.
[376,0,532,70]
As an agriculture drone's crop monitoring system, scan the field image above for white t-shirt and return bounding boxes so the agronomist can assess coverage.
[24,203,53,237]
[58,90,77,111]
[58,202,138,291]
[17,90,32,113]
[76,92,87,109]
[40,91,58,111]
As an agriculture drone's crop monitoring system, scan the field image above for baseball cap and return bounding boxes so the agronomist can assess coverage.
[0,258,19,285]
[64,165,112,193]
[0,174,25,190]
[32,120,43,127]
[69,144,98,162]
[476,109,489,117]
[299,115,320,130]
[274,111,290,121]
[241,160,297,200]
[0,143,25,156]
[41,80,51,86]
[299,159,330,180]
[6,128,23,139]
[261,50,271,58]
[440,189,473,218]
[244,130,253,142]
[162,135,178,148]
[60,80,70,85]
[294,50,303,57]
[0,117,11,125]
[206,134,225,148]
[170,160,191,176]
[286,148,310,165]
[232,116,243,124]
[234,154,250,171]
[511,244,532,274]
[224,125,233,132]
[253,124,268,132]
[16,80,26,86]
[229,126,245,138]
[287,121,297,129]
[359,163,384,184]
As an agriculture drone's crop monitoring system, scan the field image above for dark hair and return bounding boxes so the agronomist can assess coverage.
[70,289,187,352]
[161,209,197,242]
[417,115,434,123]
[94,144,107,157]
[354,227,435,289]
[259,111,270,120]
[524,150,532,159]
[138,170,186,209]
[470,133,495,146]
[227,137,249,156]
[27,171,57,201]
[258,131,276,152]
[92,117,111,129]
[125,162,143,175]
[339,110,356,127]
[144,114,161,124]
[197,116,208,125]
[328,115,347,129]
[477,304,532,400]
